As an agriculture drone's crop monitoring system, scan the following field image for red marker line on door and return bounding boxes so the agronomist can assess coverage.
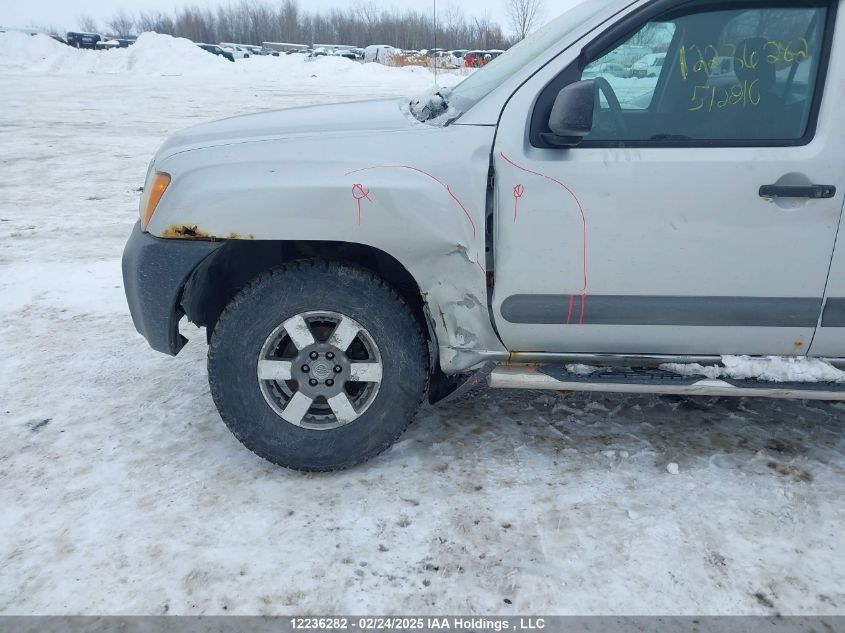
[499,151,588,324]
[351,183,372,226]
[346,165,477,240]
[512,184,524,222]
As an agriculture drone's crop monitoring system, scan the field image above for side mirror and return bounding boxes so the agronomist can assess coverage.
[544,79,596,148]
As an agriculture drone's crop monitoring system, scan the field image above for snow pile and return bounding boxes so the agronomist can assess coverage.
[661,355,845,383]
[0,31,465,88]
[0,31,228,75]
[109,32,229,75]
[0,31,68,72]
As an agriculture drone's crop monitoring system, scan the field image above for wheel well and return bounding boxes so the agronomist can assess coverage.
[181,240,430,345]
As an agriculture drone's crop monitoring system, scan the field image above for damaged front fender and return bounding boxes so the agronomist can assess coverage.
[146,117,507,372]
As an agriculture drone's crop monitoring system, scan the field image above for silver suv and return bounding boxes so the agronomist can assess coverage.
[123,0,845,470]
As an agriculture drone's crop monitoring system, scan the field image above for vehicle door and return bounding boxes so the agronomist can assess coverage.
[492,0,843,356]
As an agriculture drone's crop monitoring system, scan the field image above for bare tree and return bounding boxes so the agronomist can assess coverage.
[442,4,466,45]
[505,0,544,41]
[627,22,673,50]
[108,10,136,38]
[277,0,300,41]
[137,10,175,34]
[76,14,99,33]
[121,0,510,51]
[25,22,65,36]
[473,12,494,49]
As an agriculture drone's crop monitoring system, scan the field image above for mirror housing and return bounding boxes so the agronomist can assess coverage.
[543,79,596,148]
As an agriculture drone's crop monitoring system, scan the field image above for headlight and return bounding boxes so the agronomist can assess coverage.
[139,171,171,231]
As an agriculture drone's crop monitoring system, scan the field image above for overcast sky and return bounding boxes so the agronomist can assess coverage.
[0,0,583,36]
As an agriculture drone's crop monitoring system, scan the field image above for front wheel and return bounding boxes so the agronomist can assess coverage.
[208,260,429,471]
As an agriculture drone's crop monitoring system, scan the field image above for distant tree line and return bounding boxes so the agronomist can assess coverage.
[77,0,512,50]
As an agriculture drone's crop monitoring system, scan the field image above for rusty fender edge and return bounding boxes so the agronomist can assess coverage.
[160,224,255,241]
[122,221,223,355]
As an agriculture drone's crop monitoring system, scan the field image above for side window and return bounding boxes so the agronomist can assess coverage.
[583,22,676,110]
[573,0,831,144]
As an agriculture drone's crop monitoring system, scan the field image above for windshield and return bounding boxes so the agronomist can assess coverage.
[448,0,617,111]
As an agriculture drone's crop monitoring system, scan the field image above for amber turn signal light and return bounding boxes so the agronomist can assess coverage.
[140,172,171,230]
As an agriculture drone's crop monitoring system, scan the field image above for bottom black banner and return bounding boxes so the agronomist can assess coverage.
[0,617,843,633]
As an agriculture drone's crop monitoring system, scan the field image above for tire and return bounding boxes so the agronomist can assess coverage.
[208,259,429,471]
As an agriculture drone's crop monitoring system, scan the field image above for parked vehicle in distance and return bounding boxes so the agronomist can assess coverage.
[582,61,631,78]
[337,48,364,60]
[66,32,101,49]
[96,39,120,50]
[239,44,278,57]
[197,43,235,62]
[219,43,250,59]
[262,41,308,54]
[631,52,666,77]
[464,50,482,66]
[464,50,499,67]
[123,0,845,472]
[115,38,136,48]
[363,44,397,63]
[604,43,652,67]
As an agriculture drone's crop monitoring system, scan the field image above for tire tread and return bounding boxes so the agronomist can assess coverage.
[207,258,429,471]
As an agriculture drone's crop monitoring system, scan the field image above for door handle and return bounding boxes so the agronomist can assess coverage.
[759,184,836,199]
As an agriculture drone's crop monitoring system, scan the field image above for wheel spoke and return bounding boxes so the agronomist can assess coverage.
[283,315,316,350]
[257,360,293,381]
[327,393,358,423]
[327,316,359,352]
[349,362,383,383]
[281,391,313,425]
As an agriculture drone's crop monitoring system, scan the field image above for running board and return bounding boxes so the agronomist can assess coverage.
[489,365,845,400]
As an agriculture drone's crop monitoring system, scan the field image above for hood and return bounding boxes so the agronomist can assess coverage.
[156,98,416,160]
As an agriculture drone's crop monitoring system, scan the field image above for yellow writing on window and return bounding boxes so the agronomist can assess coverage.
[678,38,810,79]
[688,80,761,112]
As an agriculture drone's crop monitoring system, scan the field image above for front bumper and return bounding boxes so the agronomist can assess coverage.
[122,221,223,355]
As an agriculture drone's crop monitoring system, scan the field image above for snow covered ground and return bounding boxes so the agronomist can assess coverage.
[1,34,844,616]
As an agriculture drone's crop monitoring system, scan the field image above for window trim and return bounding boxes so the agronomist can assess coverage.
[528,0,838,149]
